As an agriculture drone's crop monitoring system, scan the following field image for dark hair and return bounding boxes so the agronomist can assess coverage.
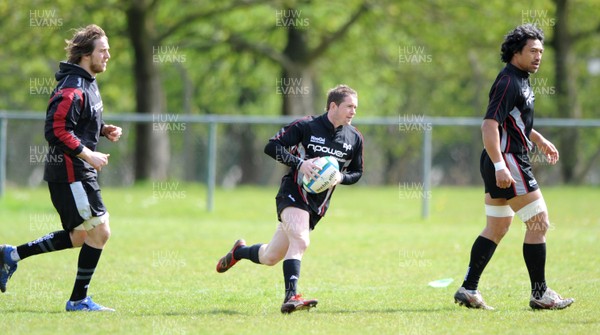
[500,24,544,63]
[326,84,357,111]
[65,24,106,64]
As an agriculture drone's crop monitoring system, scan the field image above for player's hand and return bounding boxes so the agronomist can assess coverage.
[87,151,110,172]
[299,158,321,181]
[331,171,343,186]
[495,168,516,189]
[537,140,559,165]
[78,147,110,172]
[103,124,122,142]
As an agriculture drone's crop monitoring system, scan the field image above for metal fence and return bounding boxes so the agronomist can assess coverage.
[2,110,600,218]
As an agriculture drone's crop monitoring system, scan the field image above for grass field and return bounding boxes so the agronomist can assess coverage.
[0,184,599,335]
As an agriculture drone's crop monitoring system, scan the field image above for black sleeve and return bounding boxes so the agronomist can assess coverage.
[484,74,517,124]
[340,133,363,185]
[264,118,307,169]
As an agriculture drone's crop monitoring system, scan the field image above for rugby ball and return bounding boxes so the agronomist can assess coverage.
[302,156,340,194]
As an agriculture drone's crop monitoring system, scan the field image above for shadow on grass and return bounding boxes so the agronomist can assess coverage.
[1,308,67,314]
[129,309,247,316]
[0,307,247,316]
[128,308,454,317]
[318,306,457,314]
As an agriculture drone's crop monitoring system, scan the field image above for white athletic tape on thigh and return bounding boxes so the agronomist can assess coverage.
[85,212,110,230]
[70,181,92,220]
[74,212,109,231]
[485,205,515,217]
[516,198,547,223]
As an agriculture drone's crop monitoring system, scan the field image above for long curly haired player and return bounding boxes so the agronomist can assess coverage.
[0,25,121,312]
[454,24,574,310]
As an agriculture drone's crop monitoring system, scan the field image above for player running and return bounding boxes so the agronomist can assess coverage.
[0,25,121,312]
[454,24,574,310]
[216,84,364,313]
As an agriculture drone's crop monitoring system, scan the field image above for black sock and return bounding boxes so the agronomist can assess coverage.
[16,230,73,260]
[283,259,301,302]
[523,243,547,300]
[233,244,263,264]
[461,236,498,290]
[69,243,103,302]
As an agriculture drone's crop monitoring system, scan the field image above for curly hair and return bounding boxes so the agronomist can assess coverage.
[500,24,544,63]
[325,84,357,111]
[65,24,106,64]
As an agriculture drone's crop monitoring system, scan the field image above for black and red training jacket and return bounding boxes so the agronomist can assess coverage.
[44,62,105,183]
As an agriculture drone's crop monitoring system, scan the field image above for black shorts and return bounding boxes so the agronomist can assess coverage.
[480,150,539,200]
[48,179,107,231]
[275,184,323,230]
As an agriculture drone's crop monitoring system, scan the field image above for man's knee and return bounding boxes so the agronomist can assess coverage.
[485,224,510,243]
[483,205,514,240]
[293,236,310,252]
[70,230,87,247]
[97,222,111,243]
[483,217,512,244]
[260,253,282,266]
[524,214,550,236]
[94,221,111,245]
[494,224,510,238]
[85,214,111,247]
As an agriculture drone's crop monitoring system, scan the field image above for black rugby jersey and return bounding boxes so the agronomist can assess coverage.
[264,113,364,215]
[484,63,535,154]
[44,62,105,183]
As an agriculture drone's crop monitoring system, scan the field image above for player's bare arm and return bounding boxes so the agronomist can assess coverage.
[481,119,516,188]
[530,129,559,164]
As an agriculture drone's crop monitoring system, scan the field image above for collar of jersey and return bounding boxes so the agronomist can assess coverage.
[320,112,343,134]
[506,63,530,79]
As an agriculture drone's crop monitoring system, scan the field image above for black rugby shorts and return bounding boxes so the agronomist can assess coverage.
[480,150,539,200]
[48,179,107,231]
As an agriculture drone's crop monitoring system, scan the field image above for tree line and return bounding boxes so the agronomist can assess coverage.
[1,0,599,184]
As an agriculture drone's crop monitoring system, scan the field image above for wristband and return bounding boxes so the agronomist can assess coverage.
[493,161,506,171]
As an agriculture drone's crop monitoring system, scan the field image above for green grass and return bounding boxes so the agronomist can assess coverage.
[1,184,599,334]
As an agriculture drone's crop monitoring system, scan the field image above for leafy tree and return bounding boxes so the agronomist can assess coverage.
[3,0,600,185]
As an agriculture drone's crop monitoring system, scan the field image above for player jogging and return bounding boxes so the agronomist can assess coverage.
[216,84,364,313]
[454,24,574,310]
[0,25,121,311]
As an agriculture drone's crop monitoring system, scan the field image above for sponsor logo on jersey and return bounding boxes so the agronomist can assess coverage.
[528,178,537,187]
[307,143,345,158]
[92,101,103,113]
[343,143,352,151]
[523,86,534,106]
[310,136,326,144]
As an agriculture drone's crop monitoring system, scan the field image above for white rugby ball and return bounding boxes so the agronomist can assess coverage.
[302,156,340,194]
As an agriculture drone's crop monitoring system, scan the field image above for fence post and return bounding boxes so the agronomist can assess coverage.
[207,121,217,212]
[0,117,6,197]
[421,126,432,219]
